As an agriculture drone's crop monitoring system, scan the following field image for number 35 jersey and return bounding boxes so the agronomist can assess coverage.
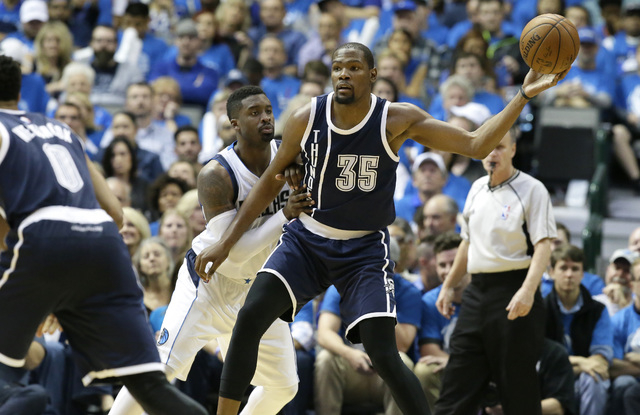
[0,110,99,229]
[300,93,399,231]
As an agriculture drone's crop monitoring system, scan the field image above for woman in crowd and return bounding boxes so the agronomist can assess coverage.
[176,189,207,238]
[34,21,73,97]
[101,135,149,212]
[158,209,193,267]
[133,237,175,314]
[146,174,190,234]
[121,207,152,259]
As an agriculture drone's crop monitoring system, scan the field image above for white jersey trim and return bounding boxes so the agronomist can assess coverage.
[325,93,376,135]
[260,267,297,322]
[82,362,166,386]
[379,100,399,162]
[299,96,317,149]
[346,311,396,340]
[0,352,26,368]
[0,121,11,166]
[299,213,373,239]
[314,126,332,211]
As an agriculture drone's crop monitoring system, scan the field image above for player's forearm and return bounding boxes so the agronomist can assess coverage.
[395,324,417,353]
[317,329,353,358]
[521,239,552,293]
[227,210,287,262]
[442,240,469,290]
[420,343,448,359]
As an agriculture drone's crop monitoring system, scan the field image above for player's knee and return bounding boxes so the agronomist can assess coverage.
[367,347,402,376]
[266,383,298,406]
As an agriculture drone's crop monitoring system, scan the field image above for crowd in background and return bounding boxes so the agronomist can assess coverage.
[3,0,640,414]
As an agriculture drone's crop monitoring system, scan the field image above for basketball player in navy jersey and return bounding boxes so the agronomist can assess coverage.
[0,56,207,415]
[195,42,568,415]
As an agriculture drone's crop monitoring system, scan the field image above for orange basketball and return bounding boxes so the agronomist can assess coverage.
[519,13,580,74]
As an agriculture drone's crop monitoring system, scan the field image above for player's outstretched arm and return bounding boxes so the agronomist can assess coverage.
[388,69,569,160]
[195,104,312,280]
[86,155,123,228]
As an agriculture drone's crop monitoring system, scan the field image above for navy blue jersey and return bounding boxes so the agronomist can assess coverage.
[301,93,399,231]
[0,110,99,229]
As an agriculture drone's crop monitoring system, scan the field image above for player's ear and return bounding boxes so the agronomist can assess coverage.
[370,67,377,84]
[230,118,239,131]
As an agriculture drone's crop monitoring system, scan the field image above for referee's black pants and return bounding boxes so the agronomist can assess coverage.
[434,268,545,415]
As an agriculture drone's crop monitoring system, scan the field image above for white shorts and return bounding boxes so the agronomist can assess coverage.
[156,261,299,388]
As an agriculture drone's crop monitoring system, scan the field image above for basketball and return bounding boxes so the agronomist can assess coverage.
[519,14,580,74]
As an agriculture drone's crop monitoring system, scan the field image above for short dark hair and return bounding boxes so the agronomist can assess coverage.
[433,231,462,256]
[113,110,137,126]
[102,136,138,182]
[556,222,571,243]
[55,102,82,117]
[303,60,330,80]
[125,2,149,17]
[373,77,398,102]
[333,42,375,70]
[550,244,584,268]
[127,82,153,96]
[174,125,199,142]
[0,56,22,102]
[391,217,414,242]
[226,85,266,119]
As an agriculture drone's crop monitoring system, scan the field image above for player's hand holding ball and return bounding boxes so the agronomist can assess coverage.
[519,14,579,99]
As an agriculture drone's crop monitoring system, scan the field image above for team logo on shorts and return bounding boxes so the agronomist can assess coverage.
[384,278,395,295]
[158,328,169,345]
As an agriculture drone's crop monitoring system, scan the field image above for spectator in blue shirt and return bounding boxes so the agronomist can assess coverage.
[414,232,468,412]
[0,0,21,29]
[545,244,613,415]
[194,10,236,78]
[248,0,306,75]
[149,19,219,111]
[609,262,640,415]
[7,0,48,50]
[257,34,300,120]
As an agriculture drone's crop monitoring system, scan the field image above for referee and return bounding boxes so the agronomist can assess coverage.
[434,128,556,415]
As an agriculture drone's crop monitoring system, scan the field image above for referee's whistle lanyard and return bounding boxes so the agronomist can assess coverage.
[487,167,518,191]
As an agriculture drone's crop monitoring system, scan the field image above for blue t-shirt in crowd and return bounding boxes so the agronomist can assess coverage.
[260,75,301,120]
[149,58,219,109]
[419,285,460,354]
[612,303,640,360]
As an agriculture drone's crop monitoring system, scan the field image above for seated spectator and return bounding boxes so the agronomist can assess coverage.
[541,222,606,298]
[158,209,192,266]
[33,20,72,97]
[414,231,469,412]
[297,10,342,76]
[539,27,614,110]
[214,0,252,69]
[383,28,428,99]
[419,194,459,241]
[376,49,425,107]
[193,10,236,77]
[102,110,164,182]
[120,206,152,259]
[151,77,192,134]
[57,61,112,131]
[199,89,231,162]
[314,240,421,415]
[175,189,207,238]
[47,0,98,48]
[0,0,21,29]
[610,257,640,415]
[594,249,638,316]
[8,0,48,50]
[248,0,307,75]
[133,237,175,314]
[545,245,612,415]
[395,152,447,225]
[73,25,144,107]
[65,91,105,158]
[101,82,177,170]
[150,19,219,110]
[415,238,438,293]
[167,160,197,189]
[451,51,504,113]
[428,74,475,121]
[302,59,331,92]
[101,135,151,212]
[174,125,203,166]
[120,2,168,78]
[146,174,190,233]
[258,34,301,120]
[54,101,98,157]
[629,226,640,255]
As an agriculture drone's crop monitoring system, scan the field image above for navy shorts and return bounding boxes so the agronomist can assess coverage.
[260,219,396,343]
[0,220,162,385]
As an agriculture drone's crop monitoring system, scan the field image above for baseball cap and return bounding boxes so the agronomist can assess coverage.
[412,152,447,175]
[175,19,198,37]
[624,3,640,16]
[0,38,29,65]
[20,0,49,24]
[393,1,417,13]
[578,27,598,45]
[449,102,491,128]
[609,248,638,265]
[224,69,249,88]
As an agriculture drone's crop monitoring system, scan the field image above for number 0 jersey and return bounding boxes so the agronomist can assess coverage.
[0,110,99,229]
[300,93,399,231]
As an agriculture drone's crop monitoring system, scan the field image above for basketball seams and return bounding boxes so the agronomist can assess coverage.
[530,19,564,74]
[548,26,562,74]
[557,20,580,56]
